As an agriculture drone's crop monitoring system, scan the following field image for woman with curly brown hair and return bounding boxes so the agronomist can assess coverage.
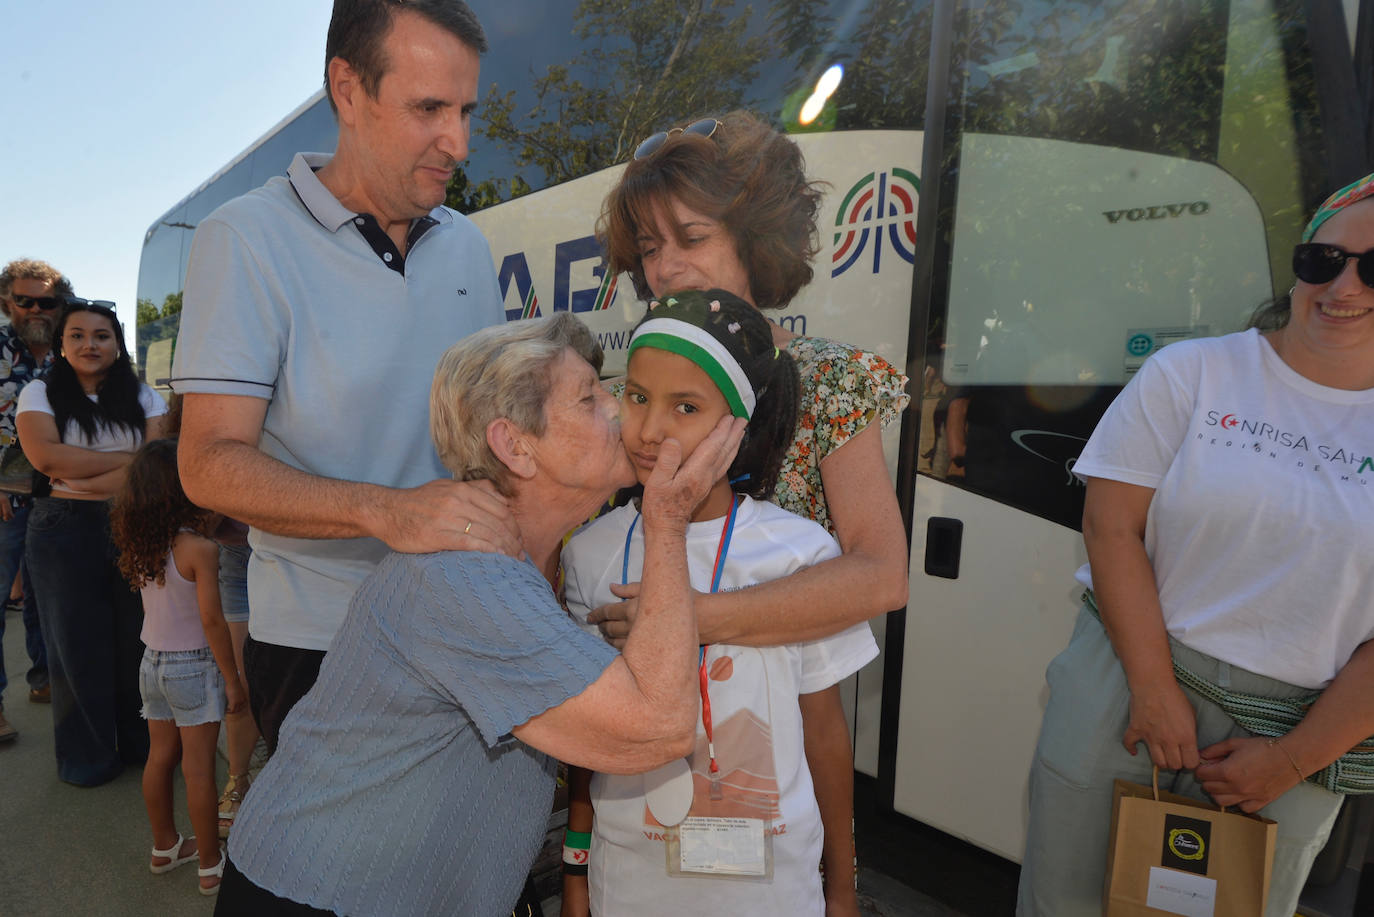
[111,438,246,896]
[564,111,909,917]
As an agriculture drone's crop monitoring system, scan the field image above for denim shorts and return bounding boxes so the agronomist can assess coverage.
[139,647,226,726]
[219,543,251,625]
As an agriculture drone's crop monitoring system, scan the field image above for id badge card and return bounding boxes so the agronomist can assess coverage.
[664,816,774,880]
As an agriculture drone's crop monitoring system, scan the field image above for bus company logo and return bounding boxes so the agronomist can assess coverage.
[831,168,919,278]
[496,235,618,323]
[1010,429,1089,487]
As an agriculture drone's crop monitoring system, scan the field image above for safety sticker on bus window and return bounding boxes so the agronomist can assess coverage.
[1124,326,1210,377]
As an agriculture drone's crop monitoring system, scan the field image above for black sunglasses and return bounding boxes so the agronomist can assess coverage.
[633,118,721,161]
[1292,243,1374,289]
[65,297,117,310]
[9,294,64,311]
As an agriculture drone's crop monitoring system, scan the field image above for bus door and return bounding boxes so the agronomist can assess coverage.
[890,0,1363,862]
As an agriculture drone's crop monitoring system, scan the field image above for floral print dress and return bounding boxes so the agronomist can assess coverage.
[773,336,910,534]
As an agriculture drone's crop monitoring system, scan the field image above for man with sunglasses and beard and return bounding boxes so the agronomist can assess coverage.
[0,258,65,742]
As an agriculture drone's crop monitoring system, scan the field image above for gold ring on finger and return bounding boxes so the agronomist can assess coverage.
[464,521,473,535]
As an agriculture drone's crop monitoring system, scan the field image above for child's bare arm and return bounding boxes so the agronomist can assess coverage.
[800,685,860,917]
[181,534,246,714]
[560,765,594,917]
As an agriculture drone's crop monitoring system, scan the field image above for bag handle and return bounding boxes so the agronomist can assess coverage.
[1152,765,1226,811]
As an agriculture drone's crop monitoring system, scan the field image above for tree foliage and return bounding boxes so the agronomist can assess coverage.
[135,292,186,345]
[832,0,931,132]
[476,0,769,188]
[136,299,160,327]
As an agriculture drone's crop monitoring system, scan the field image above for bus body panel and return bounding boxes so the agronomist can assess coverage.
[899,480,1086,861]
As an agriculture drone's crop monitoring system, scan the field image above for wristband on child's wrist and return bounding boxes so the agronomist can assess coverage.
[563,830,590,876]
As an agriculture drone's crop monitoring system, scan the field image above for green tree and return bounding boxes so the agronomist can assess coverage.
[136,298,160,327]
[477,0,768,187]
[160,291,183,318]
[835,0,932,132]
[445,168,525,215]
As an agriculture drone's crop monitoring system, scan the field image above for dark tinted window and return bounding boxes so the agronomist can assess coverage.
[458,0,931,207]
[919,0,1338,529]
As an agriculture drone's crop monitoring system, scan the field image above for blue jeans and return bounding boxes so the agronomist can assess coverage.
[0,500,48,702]
[139,647,226,726]
[26,497,148,785]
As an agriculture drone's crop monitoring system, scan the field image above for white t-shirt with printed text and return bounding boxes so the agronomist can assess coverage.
[561,496,878,916]
[1073,328,1374,688]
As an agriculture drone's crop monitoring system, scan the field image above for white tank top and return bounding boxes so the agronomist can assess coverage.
[139,540,208,651]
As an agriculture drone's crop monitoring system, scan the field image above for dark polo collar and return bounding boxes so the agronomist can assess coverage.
[287,152,448,275]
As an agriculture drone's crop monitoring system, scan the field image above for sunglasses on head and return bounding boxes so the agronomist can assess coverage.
[9,294,64,311]
[66,297,117,310]
[633,118,721,161]
[1292,243,1374,289]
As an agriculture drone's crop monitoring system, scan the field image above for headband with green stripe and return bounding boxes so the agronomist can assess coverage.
[628,311,757,419]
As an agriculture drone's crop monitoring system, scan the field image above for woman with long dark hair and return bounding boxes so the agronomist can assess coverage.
[17,300,167,785]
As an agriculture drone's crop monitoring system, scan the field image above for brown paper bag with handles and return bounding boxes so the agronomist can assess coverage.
[1103,768,1276,916]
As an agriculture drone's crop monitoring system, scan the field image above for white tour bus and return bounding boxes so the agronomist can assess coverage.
[137,0,1373,911]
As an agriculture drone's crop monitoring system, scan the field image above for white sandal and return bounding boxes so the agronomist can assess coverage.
[198,843,226,896]
[150,833,198,874]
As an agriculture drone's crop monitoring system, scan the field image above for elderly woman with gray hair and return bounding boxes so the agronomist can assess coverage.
[214,313,745,917]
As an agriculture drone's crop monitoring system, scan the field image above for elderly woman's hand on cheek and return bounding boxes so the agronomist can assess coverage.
[639,415,746,533]
[593,416,745,648]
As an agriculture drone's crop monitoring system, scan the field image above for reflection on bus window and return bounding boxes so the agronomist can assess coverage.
[466,0,929,197]
[918,0,1329,532]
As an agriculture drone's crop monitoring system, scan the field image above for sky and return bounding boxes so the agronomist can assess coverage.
[1,2,336,346]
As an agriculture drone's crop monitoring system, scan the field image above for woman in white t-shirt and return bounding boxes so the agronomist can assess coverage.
[16,300,167,786]
[1018,175,1374,917]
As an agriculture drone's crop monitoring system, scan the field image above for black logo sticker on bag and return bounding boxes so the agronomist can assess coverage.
[1161,814,1211,875]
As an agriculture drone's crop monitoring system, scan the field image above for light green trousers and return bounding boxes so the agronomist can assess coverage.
[1016,605,1343,917]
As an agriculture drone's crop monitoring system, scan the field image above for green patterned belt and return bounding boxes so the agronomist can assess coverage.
[1082,589,1374,795]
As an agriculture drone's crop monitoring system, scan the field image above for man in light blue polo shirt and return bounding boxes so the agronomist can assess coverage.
[172,0,519,757]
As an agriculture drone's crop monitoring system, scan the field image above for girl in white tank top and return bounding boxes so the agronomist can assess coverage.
[111,439,247,896]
